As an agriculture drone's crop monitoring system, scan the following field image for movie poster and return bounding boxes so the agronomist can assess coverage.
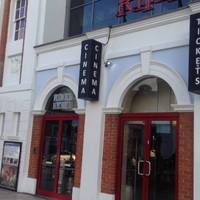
[0,142,22,191]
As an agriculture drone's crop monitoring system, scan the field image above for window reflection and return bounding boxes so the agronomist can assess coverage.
[93,0,118,29]
[67,0,190,37]
[40,121,59,192]
[58,120,78,195]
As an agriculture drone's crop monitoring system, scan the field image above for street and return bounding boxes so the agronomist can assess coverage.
[0,188,50,200]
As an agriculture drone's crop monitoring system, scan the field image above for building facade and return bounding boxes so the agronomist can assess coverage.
[0,1,200,200]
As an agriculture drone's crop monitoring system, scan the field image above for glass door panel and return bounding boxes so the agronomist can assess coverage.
[57,120,78,195]
[149,121,176,200]
[121,121,144,200]
[40,121,59,191]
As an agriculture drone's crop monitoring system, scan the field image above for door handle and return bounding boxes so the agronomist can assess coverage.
[145,161,151,176]
[137,160,144,176]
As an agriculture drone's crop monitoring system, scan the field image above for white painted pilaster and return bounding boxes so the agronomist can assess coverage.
[78,46,108,200]
[194,95,200,200]
[78,103,105,200]
[140,48,152,75]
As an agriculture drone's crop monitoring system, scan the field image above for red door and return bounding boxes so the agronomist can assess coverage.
[117,113,178,200]
[37,114,78,200]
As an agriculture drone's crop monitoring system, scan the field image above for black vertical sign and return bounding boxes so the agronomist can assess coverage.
[189,13,200,94]
[78,39,102,101]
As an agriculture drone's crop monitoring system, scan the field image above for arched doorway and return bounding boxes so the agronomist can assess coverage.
[36,86,78,200]
[117,77,178,200]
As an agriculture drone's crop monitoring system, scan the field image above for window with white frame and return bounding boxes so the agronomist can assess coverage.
[14,0,26,40]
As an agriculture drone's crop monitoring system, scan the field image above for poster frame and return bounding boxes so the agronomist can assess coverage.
[0,141,22,191]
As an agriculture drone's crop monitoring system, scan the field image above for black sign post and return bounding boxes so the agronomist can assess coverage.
[78,39,102,101]
[189,13,200,94]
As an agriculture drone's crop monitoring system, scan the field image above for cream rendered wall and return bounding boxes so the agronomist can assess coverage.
[0,0,40,194]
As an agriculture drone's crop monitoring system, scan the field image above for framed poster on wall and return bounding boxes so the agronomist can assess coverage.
[0,141,22,191]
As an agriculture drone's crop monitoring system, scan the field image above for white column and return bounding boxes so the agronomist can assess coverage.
[79,102,104,200]
[78,47,108,200]
[194,95,200,200]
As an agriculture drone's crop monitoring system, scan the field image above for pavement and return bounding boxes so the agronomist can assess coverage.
[0,188,50,200]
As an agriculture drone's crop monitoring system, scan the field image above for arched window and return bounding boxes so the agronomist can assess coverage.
[46,86,77,113]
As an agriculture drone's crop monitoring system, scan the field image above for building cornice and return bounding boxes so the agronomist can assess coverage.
[0,84,32,94]
[189,1,200,13]
[74,108,86,115]
[32,110,46,115]
[103,107,123,114]
[171,104,194,112]
[34,7,191,56]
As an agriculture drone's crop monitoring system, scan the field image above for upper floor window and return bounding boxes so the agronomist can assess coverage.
[67,0,190,37]
[14,0,26,40]
[42,0,191,44]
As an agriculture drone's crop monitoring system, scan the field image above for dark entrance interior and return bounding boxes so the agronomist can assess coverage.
[37,86,78,200]
[119,114,177,200]
[118,78,178,200]
[37,114,78,200]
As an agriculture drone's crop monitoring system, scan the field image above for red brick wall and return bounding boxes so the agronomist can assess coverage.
[178,112,193,200]
[74,114,85,187]
[101,114,120,194]
[0,0,11,86]
[28,115,43,178]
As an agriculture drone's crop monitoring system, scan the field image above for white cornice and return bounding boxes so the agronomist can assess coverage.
[35,7,191,56]
[189,1,200,13]
[74,108,86,115]
[35,28,110,55]
[32,110,46,115]
[171,104,194,112]
[35,36,84,54]
[0,84,32,94]
[36,60,80,72]
[103,107,123,114]
[111,8,191,38]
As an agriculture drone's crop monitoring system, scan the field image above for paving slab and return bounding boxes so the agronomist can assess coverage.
[0,188,51,200]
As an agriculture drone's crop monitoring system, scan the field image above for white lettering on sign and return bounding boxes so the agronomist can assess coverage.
[78,40,102,100]
[93,71,97,78]
[195,18,200,86]
[93,62,98,69]
[81,87,86,94]
[83,61,88,68]
[196,38,200,45]
[197,18,200,25]
[81,78,87,85]
[92,79,98,86]
[196,67,200,75]
[53,93,73,101]
[83,69,86,76]
[84,44,89,51]
[53,93,75,110]
[195,77,200,85]
[92,88,96,95]
[196,47,200,55]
